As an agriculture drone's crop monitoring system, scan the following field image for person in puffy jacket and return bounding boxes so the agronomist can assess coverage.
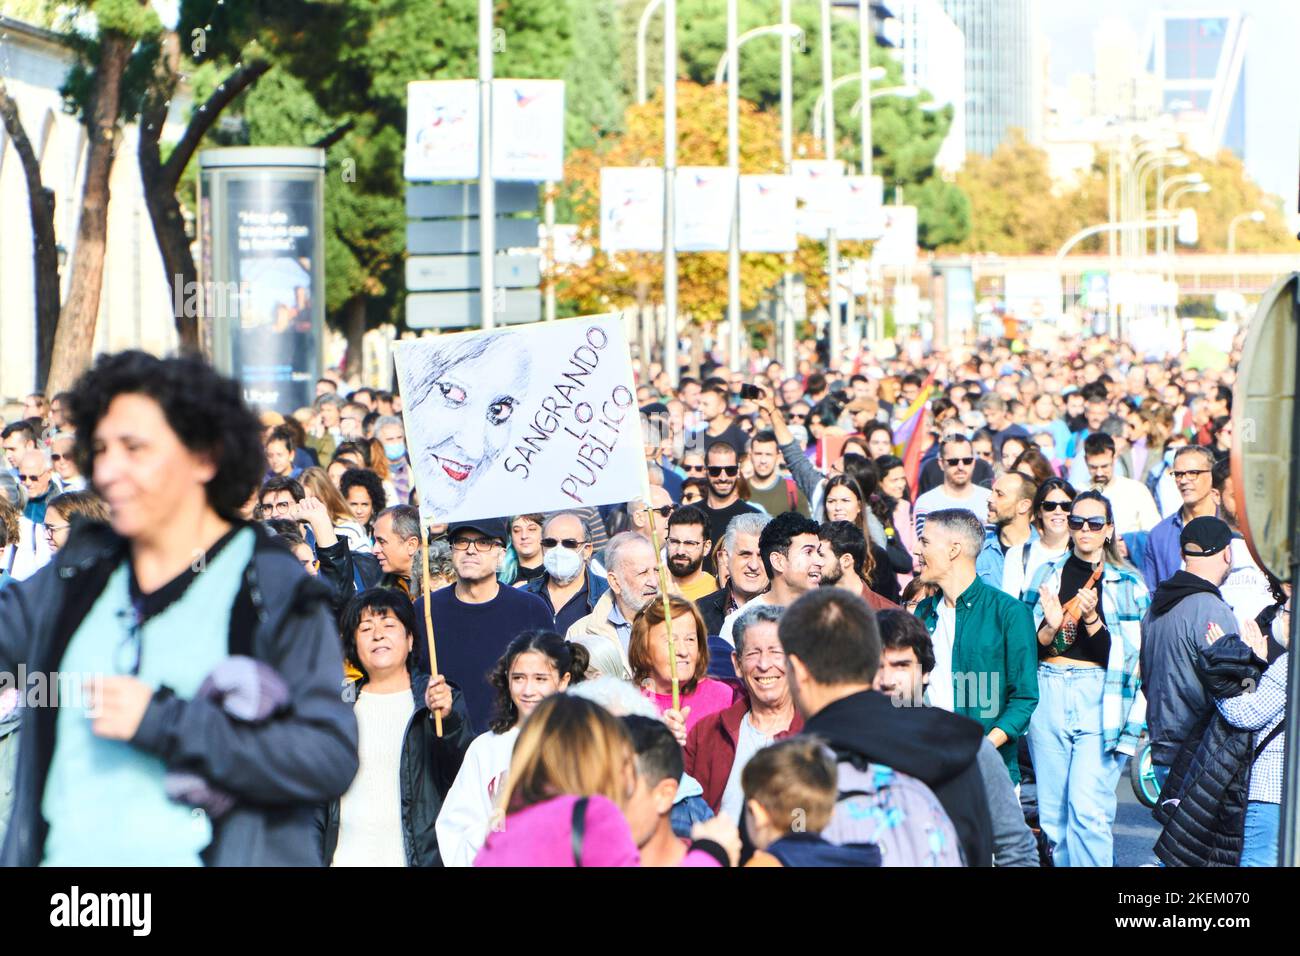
[474,694,739,867]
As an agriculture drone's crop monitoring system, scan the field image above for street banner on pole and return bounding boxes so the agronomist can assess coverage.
[834,175,885,240]
[740,175,797,252]
[405,80,479,181]
[791,159,843,238]
[491,79,566,182]
[394,314,645,525]
[405,80,565,182]
[600,167,664,252]
[870,204,918,266]
[674,166,738,252]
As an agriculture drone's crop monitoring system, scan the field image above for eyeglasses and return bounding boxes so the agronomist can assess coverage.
[643,505,674,519]
[943,457,974,467]
[667,537,703,549]
[788,413,808,422]
[43,523,69,539]
[18,474,45,482]
[50,453,66,463]
[1039,500,1072,513]
[1067,516,1108,532]
[975,451,994,460]
[707,465,739,477]
[541,537,585,550]
[451,537,499,552]
[264,500,295,514]
[1172,469,1210,481]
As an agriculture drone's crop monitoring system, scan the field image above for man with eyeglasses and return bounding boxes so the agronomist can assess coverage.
[1142,445,1221,593]
[912,435,993,541]
[625,485,675,542]
[521,512,609,635]
[701,441,759,545]
[413,517,551,731]
[49,435,85,492]
[664,504,717,602]
[17,449,60,524]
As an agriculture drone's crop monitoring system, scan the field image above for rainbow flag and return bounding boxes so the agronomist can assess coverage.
[891,373,936,452]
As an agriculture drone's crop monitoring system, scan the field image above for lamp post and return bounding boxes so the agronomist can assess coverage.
[477,0,495,329]
[780,0,795,371]
[1156,173,1204,257]
[713,24,804,85]
[1164,182,1211,324]
[819,0,839,368]
[1137,152,1188,255]
[636,0,665,105]
[1228,210,1266,289]
[662,0,678,386]
[811,70,887,141]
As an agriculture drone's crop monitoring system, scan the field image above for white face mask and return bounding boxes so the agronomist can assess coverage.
[543,546,584,584]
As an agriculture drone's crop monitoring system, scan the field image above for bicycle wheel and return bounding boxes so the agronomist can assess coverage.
[1129,735,1160,809]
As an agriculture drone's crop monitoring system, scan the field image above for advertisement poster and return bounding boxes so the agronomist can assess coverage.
[404,80,479,181]
[791,159,843,238]
[227,177,320,412]
[394,314,645,523]
[740,175,797,252]
[600,167,664,252]
[674,166,738,252]
[835,175,885,241]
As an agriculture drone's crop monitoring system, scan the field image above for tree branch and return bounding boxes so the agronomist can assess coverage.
[0,79,48,204]
[312,119,355,151]
[159,57,272,190]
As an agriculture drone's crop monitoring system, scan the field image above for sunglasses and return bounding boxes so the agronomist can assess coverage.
[707,465,739,477]
[19,473,47,482]
[1067,516,1108,532]
[1039,500,1072,513]
[788,413,808,422]
[683,464,706,473]
[50,453,67,463]
[541,537,586,550]
[647,505,674,518]
[943,457,974,467]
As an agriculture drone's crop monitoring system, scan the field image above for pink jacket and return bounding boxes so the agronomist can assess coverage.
[474,794,721,867]
[647,678,738,732]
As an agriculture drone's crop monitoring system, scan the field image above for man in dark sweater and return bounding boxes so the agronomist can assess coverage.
[413,517,552,731]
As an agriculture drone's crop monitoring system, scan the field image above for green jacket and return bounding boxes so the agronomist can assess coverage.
[914,574,1039,783]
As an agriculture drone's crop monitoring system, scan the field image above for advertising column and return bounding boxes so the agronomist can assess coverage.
[199,148,326,414]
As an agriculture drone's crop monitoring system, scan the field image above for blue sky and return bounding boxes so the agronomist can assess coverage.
[1041,0,1299,209]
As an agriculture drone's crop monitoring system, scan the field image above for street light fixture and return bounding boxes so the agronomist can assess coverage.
[1228,210,1267,289]
[713,24,804,86]
[810,69,887,142]
[636,0,665,105]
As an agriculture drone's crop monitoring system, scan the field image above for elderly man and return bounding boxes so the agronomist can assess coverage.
[522,511,609,635]
[18,449,60,524]
[912,509,1039,783]
[566,532,660,679]
[371,504,422,596]
[697,512,771,635]
[685,603,803,819]
[414,517,552,731]
[49,435,85,492]
[625,486,675,541]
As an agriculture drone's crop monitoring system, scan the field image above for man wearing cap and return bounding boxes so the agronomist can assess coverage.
[1139,515,1240,789]
[413,517,552,732]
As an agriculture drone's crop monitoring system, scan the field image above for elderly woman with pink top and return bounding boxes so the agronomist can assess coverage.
[628,594,737,747]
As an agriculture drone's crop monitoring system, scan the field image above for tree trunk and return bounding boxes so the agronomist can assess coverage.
[138,37,272,353]
[47,32,134,394]
[344,294,367,380]
[0,82,62,389]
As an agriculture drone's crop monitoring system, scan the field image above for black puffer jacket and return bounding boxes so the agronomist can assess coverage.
[1153,635,1265,867]
[318,674,473,866]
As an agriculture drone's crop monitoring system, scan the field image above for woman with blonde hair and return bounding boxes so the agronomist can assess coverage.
[474,694,735,867]
[298,466,370,552]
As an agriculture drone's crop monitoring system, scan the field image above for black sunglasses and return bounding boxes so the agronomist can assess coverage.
[50,453,66,462]
[683,464,706,473]
[943,457,974,467]
[541,537,586,550]
[1039,500,1072,513]
[1067,516,1108,532]
[648,505,674,518]
[707,465,739,477]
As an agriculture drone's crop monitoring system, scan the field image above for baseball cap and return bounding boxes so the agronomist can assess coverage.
[1180,516,1232,558]
[447,518,508,544]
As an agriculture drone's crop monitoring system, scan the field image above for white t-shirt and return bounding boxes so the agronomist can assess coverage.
[332,687,415,867]
[436,726,521,867]
[718,714,777,823]
[929,601,957,712]
[1101,476,1162,535]
[1003,539,1069,601]
[914,484,993,539]
[718,593,775,648]
[1220,538,1275,632]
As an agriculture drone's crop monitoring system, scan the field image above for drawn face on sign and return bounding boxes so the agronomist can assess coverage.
[403,335,531,516]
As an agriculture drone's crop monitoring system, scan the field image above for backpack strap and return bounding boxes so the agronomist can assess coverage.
[571,796,589,867]
[1254,723,1284,762]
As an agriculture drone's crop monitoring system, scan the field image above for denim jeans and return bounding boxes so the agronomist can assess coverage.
[1240,802,1279,867]
[1027,664,1123,867]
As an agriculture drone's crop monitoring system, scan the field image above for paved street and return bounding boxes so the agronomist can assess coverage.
[1114,768,1162,867]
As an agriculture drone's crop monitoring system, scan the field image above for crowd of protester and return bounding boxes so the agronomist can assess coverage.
[0,327,1289,868]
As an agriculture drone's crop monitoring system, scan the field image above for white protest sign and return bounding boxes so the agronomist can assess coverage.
[492,79,566,182]
[835,175,885,240]
[405,80,479,181]
[600,167,664,252]
[791,159,843,238]
[740,175,797,252]
[674,166,738,252]
[394,314,644,523]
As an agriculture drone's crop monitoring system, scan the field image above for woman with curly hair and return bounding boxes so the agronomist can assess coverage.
[0,350,358,866]
[436,630,587,866]
[338,468,387,545]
